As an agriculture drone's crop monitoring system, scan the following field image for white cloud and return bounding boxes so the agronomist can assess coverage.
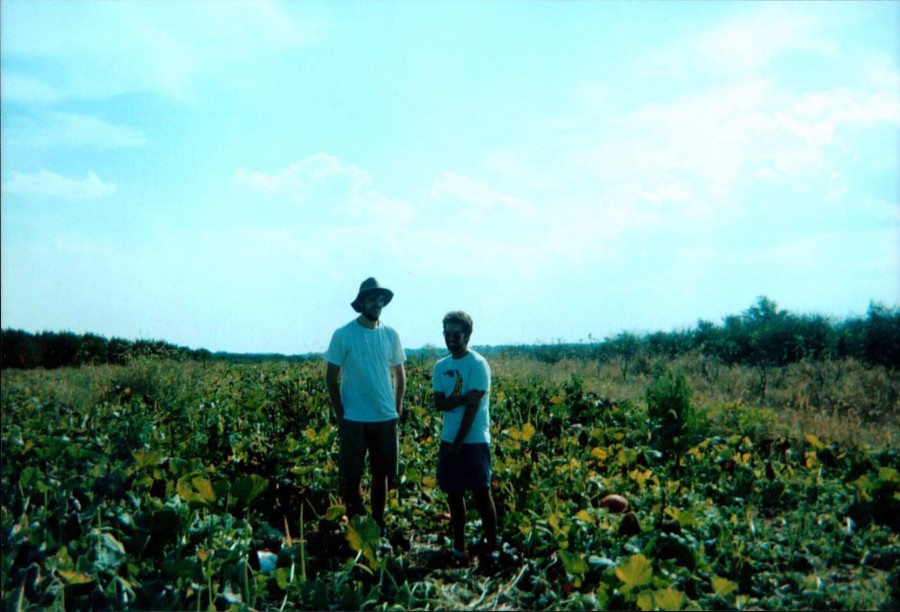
[630,6,831,83]
[235,153,416,222]
[747,235,827,268]
[422,171,665,272]
[429,171,536,225]
[0,72,59,105]
[2,0,324,102]
[560,5,896,236]
[236,155,623,278]
[694,6,832,76]
[2,170,116,200]
[236,154,368,199]
[784,88,900,143]
[844,197,900,224]
[7,112,146,149]
[573,71,898,221]
[868,63,900,91]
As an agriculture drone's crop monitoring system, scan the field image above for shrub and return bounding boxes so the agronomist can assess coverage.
[646,366,697,453]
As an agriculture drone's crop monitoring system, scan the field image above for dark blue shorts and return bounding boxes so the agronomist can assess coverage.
[437,442,492,493]
[339,419,398,489]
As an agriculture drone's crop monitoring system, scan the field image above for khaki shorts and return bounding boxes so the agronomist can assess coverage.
[339,418,398,489]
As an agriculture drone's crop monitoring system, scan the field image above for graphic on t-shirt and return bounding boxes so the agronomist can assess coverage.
[452,374,463,396]
[443,369,463,396]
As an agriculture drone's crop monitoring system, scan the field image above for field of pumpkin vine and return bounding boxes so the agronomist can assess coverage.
[2,355,898,610]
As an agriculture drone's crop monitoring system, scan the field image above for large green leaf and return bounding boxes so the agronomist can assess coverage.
[559,550,589,576]
[346,515,381,568]
[615,554,653,591]
[712,575,738,597]
[89,530,126,574]
[347,515,381,551]
[653,587,686,611]
[133,448,167,469]
[231,474,269,506]
[176,475,217,507]
[57,569,95,585]
[559,549,589,588]
[326,504,347,521]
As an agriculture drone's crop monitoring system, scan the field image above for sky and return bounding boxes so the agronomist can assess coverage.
[1,1,898,355]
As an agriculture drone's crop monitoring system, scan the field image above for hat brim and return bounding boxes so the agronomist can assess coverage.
[351,288,394,312]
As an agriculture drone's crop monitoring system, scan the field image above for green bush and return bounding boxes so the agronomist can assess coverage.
[646,366,697,452]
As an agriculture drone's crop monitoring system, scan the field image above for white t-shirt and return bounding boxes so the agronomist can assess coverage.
[326,320,406,422]
[432,350,491,444]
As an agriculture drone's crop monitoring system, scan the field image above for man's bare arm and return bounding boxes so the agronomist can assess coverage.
[392,363,406,420]
[433,389,484,412]
[451,402,481,451]
[325,363,343,424]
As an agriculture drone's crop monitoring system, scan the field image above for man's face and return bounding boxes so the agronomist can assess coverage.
[443,322,469,354]
[361,292,385,321]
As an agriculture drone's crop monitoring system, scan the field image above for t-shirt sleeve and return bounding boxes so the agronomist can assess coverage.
[325,329,343,366]
[432,361,442,393]
[470,357,490,391]
[390,329,406,367]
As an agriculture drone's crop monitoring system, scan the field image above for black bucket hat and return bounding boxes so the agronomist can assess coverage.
[351,277,394,312]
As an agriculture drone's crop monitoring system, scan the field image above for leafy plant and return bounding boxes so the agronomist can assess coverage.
[646,366,697,453]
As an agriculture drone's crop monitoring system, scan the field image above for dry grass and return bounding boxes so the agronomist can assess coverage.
[490,352,899,449]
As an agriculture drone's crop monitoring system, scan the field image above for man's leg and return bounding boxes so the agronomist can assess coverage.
[448,491,467,553]
[339,420,367,518]
[367,420,398,532]
[344,478,365,518]
[371,474,388,530]
[473,488,498,553]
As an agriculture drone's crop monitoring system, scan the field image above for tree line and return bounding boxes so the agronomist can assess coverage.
[2,297,898,371]
[0,329,321,370]
[0,331,213,369]
[480,297,899,371]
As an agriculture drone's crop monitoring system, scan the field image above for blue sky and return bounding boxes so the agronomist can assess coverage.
[2,1,898,354]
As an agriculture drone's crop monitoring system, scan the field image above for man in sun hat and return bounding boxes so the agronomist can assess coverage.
[326,277,406,533]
